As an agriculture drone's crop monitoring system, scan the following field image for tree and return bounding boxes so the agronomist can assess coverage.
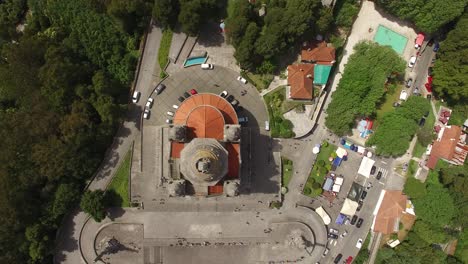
[152,0,178,29]
[335,2,359,29]
[374,0,467,33]
[412,220,449,244]
[52,184,81,219]
[234,22,260,70]
[80,190,107,222]
[404,176,427,199]
[316,7,334,34]
[413,183,455,227]
[0,0,27,41]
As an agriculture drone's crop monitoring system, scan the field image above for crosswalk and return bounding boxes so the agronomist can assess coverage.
[376,167,388,184]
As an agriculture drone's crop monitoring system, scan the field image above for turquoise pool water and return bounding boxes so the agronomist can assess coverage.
[373,25,408,55]
[184,57,208,67]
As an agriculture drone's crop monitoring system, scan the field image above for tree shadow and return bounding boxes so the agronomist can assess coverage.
[196,22,226,48]
[54,208,80,263]
[106,207,127,221]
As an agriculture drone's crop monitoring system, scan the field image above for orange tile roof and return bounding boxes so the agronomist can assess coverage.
[301,41,336,65]
[374,191,407,234]
[287,64,314,100]
[171,142,184,158]
[226,143,240,178]
[427,126,466,169]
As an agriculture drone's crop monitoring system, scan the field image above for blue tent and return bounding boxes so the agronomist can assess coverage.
[323,177,334,191]
[332,157,342,167]
[335,213,347,225]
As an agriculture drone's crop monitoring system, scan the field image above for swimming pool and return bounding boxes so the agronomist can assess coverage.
[373,25,408,55]
[183,56,208,67]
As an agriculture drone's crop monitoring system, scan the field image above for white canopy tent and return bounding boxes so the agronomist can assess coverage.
[358,156,375,178]
[335,177,344,185]
[332,184,341,193]
[336,147,347,158]
[340,198,359,216]
[315,206,331,225]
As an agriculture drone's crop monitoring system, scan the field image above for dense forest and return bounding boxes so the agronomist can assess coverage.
[374,0,467,33]
[0,0,153,263]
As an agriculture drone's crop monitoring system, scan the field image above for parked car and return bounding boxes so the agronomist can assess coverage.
[376,171,383,180]
[167,111,174,116]
[155,83,166,94]
[419,117,426,127]
[226,95,234,102]
[132,91,141,103]
[328,233,339,239]
[220,91,228,98]
[360,191,368,200]
[370,166,376,175]
[172,104,179,109]
[201,63,214,70]
[357,201,363,212]
[408,56,417,68]
[366,182,373,190]
[345,256,353,264]
[356,218,364,228]
[329,228,339,234]
[340,230,348,238]
[238,116,248,124]
[165,119,172,124]
[146,98,154,109]
[322,248,329,257]
[433,42,440,52]
[413,87,420,95]
[178,96,185,103]
[237,76,248,84]
[143,109,150,119]
[231,99,239,107]
[351,215,358,225]
[190,89,198,95]
[405,78,413,88]
[333,254,343,264]
[183,92,191,98]
[356,238,363,249]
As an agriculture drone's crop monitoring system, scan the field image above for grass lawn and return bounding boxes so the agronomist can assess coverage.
[245,72,274,91]
[412,142,426,158]
[108,150,131,207]
[158,29,173,78]
[264,87,295,138]
[282,158,293,189]
[407,159,418,177]
[375,84,403,127]
[303,141,336,198]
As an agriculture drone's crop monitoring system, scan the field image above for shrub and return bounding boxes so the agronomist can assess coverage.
[303,187,312,195]
[312,182,322,189]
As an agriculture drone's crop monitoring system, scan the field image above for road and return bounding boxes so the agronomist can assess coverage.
[54,25,162,264]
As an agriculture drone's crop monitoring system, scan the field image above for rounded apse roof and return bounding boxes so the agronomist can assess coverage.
[173,94,238,140]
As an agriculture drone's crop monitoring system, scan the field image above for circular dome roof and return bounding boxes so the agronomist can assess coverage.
[180,138,228,186]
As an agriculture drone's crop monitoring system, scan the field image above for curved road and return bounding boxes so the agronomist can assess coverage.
[54,25,162,264]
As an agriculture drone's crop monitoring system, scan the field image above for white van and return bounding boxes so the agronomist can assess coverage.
[201,63,214,70]
[265,121,270,131]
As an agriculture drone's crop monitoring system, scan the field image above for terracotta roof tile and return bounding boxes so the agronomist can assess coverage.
[374,191,407,234]
[287,64,314,100]
[427,126,466,169]
[301,41,336,65]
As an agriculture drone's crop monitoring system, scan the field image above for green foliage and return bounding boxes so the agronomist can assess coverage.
[433,13,468,105]
[158,29,173,73]
[80,190,107,222]
[325,41,406,136]
[264,87,295,138]
[282,157,293,188]
[108,150,131,207]
[404,176,426,199]
[312,182,321,189]
[0,0,27,41]
[177,0,219,36]
[303,187,312,195]
[413,182,455,227]
[52,184,81,219]
[316,7,334,34]
[234,22,260,71]
[413,220,449,244]
[152,0,179,29]
[335,2,359,29]
[375,0,467,33]
[367,96,430,156]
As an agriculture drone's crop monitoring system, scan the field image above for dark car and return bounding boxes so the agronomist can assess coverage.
[356,218,364,228]
[334,254,343,264]
[405,78,413,88]
[183,92,191,98]
[419,117,426,127]
[360,191,368,200]
[155,83,166,94]
[433,42,440,52]
[351,215,358,225]
[226,95,234,102]
[328,233,339,239]
[235,105,244,113]
[357,201,363,211]
[370,166,376,175]
[178,96,185,103]
[428,67,433,76]
[376,171,383,180]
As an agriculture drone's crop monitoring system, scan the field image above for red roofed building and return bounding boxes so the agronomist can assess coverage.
[427,125,468,169]
[168,93,242,196]
[301,41,336,65]
[287,64,314,100]
[373,191,412,234]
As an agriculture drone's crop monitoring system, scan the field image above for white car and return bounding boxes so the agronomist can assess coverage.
[399,90,408,101]
[146,98,154,109]
[237,76,247,84]
[220,91,228,98]
[172,104,179,109]
[201,63,214,70]
[340,230,348,238]
[143,109,150,119]
[356,238,363,249]
[132,91,141,103]
[167,111,174,116]
[408,56,417,68]
[165,119,172,124]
